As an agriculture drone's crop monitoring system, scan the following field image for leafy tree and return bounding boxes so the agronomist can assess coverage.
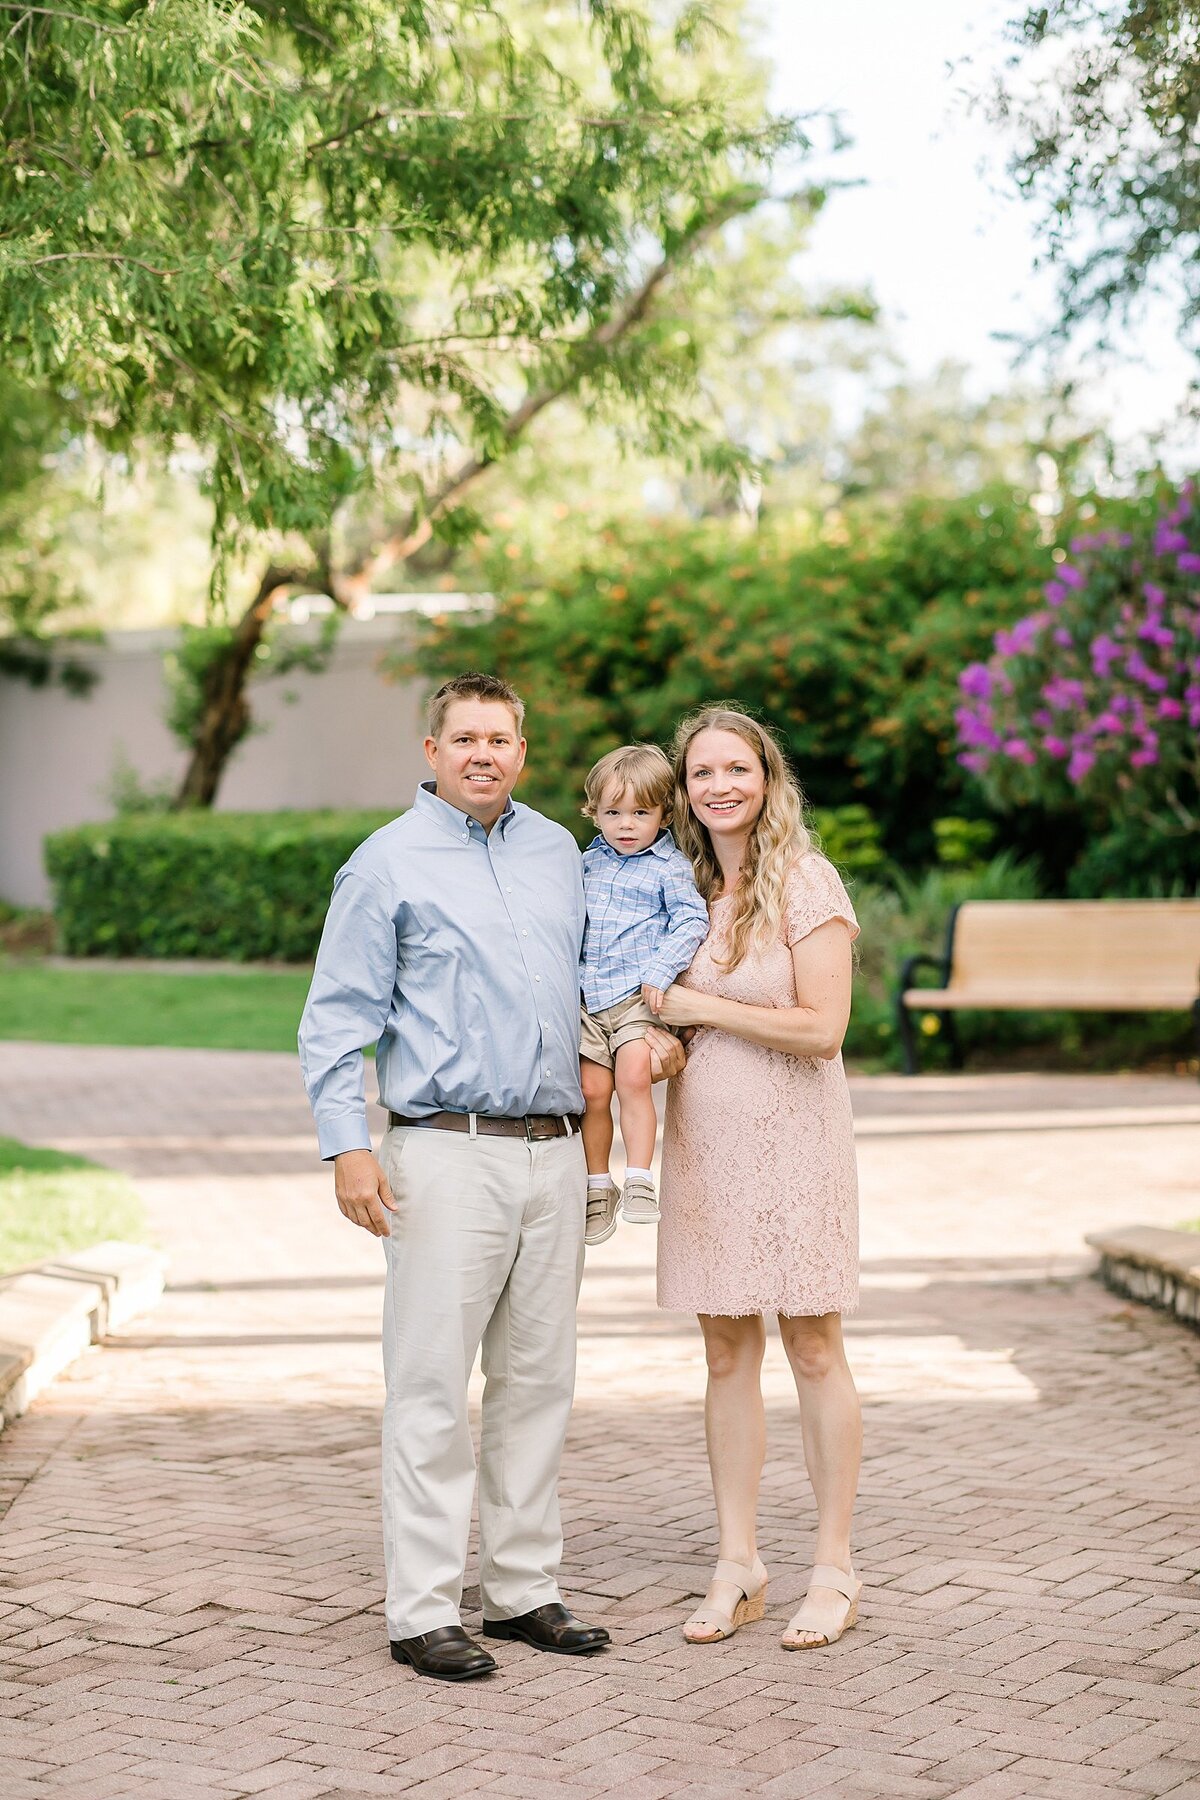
[833,361,1104,503]
[0,380,97,693]
[995,2,1200,358]
[343,184,880,591]
[0,0,813,804]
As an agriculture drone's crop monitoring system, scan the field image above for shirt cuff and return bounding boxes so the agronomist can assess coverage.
[316,1114,374,1161]
[641,954,689,992]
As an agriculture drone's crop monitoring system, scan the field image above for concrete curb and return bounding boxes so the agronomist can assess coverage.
[1085,1224,1200,1331]
[0,1240,167,1431]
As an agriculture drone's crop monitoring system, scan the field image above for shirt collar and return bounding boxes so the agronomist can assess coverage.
[415,779,517,842]
[588,827,677,860]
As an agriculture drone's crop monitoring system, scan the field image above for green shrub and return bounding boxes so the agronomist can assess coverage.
[1067,820,1200,898]
[810,804,888,880]
[931,815,997,867]
[44,809,396,961]
[402,487,1067,865]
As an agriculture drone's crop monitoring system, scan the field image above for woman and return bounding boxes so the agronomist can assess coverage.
[652,706,862,1651]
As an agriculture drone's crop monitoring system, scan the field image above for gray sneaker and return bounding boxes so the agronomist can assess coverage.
[585,1180,621,1246]
[621,1175,660,1224]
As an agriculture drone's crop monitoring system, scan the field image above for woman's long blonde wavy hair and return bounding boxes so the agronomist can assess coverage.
[671,706,812,971]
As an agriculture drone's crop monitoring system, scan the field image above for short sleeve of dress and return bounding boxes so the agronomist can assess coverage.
[784,853,860,948]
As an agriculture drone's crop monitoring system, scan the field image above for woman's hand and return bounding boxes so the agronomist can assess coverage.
[656,983,710,1029]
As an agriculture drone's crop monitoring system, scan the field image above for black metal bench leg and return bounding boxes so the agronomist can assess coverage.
[1193,997,1200,1081]
[943,1012,965,1071]
[897,996,920,1076]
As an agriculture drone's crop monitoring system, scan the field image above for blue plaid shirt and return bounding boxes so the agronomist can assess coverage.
[580,830,710,1014]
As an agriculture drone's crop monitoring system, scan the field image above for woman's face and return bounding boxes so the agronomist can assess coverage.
[684,728,767,841]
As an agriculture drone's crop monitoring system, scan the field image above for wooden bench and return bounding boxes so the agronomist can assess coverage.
[895,899,1200,1075]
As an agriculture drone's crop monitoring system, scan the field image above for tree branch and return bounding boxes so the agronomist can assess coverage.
[124,102,690,164]
[0,3,128,30]
[346,186,761,590]
[16,249,179,277]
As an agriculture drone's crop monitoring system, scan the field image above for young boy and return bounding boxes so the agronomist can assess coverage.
[579,744,709,1246]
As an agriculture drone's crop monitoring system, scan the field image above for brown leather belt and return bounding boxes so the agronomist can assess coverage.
[388,1110,581,1142]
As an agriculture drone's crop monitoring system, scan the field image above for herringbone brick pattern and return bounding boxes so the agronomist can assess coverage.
[1,1044,1198,1800]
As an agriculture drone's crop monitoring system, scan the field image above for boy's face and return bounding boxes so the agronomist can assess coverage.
[596,782,664,855]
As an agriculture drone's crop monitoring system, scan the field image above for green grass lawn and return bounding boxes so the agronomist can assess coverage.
[0,960,313,1053]
[0,1136,146,1275]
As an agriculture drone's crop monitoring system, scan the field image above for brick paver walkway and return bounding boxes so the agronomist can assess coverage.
[1,1044,1199,1800]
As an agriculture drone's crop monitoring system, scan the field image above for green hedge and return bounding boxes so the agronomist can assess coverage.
[44,802,883,961]
[44,809,395,961]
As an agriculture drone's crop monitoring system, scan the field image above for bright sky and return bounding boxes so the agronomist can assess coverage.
[763,0,1196,464]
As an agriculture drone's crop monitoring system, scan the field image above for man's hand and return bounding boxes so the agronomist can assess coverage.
[641,982,665,1015]
[334,1149,397,1238]
[645,1024,686,1082]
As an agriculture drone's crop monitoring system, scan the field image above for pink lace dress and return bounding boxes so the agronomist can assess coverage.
[657,853,860,1319]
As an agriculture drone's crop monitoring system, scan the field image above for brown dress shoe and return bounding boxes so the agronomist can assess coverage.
[483,1601,610,1655]
[390,1624,497,1681]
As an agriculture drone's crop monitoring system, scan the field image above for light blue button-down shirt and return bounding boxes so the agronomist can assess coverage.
[580,829,710,1014]
[298,782,587,1159]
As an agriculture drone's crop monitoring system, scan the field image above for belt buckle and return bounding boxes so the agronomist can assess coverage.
[522,1116,535,1142]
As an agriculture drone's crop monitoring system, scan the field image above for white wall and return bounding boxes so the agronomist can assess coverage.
[0,621,431,907]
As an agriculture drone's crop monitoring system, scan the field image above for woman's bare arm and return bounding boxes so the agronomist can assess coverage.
[655,919,853,1060]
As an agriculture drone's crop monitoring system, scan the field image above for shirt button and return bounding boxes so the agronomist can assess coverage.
[507,886,513,893]
[522,929,528,937]
[534,975,541,983]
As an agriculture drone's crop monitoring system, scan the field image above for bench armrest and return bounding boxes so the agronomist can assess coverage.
[898,951,949,993]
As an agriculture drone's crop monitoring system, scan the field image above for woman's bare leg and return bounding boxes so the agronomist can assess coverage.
[689,1312,767,1626]
[778,1310,861,1641]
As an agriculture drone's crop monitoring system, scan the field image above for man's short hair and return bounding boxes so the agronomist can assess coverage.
[426,672,525,739]
[582,744,673,823]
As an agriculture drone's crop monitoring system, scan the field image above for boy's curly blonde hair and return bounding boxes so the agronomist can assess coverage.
[582,743,673,824]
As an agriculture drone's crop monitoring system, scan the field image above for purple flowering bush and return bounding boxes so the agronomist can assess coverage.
[955,484,1200,846]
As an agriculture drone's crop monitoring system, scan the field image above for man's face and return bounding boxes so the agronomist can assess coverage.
[424,698,526,827]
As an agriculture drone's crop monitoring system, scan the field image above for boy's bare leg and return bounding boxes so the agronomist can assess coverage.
[613,1039,656,1170]
[580,1057,616,1175]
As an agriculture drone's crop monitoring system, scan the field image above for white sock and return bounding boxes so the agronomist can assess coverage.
[624,1167,654,1183]
[588,1174,614,1189]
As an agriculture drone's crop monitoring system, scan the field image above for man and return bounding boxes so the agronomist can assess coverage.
[299,672,681,1683]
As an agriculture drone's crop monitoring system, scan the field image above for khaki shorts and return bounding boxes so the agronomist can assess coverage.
[579,992,664,1070]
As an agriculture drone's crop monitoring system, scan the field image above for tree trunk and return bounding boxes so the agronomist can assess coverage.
[173,564,312,808]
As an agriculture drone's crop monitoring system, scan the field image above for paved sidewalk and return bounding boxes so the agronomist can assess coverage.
[1,1044,1199,1800]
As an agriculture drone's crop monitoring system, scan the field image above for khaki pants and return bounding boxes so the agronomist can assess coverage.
[378,1122,586,1640]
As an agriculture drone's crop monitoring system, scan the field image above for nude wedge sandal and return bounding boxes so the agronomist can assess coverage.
[682,1556,768,1644]
[781,1564,861,1650]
